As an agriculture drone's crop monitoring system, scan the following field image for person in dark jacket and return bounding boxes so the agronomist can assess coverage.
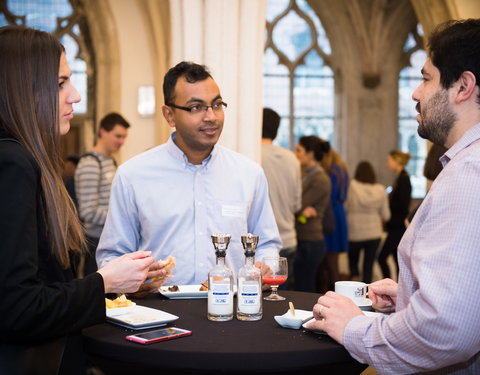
[0,26,163,375]
[294,136,331,292]
[377,149,412,279]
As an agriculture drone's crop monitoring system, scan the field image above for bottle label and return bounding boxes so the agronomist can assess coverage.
[238,281,260,313]
[211,282,232,305]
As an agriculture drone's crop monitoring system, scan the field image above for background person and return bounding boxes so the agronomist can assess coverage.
[345,161,390,284]
[0,25,158,375]
[63,154,80,207]
[377,149,411,279]
[318,140,349,292]
[406,143,447,225]
[261,107,302,290]
[308,19,480,374]
[294,136,331,292]
[75,112,130,274]
[96,61,281,296]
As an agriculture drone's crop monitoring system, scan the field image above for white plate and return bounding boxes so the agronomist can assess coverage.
[302,310,383,334]
[106,305,179,330]
[158,285,208,299]
[274,309,313,329]
[106,302,136,317]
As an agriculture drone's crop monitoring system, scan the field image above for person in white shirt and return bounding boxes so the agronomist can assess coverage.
[345,161,390,283]
[75,112,129,274]
[261,108,302,289]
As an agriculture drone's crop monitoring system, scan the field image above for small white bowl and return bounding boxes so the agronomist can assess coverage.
[274,309,313,329]
[106,302,136,317]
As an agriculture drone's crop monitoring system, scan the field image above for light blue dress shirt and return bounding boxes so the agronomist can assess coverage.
[343,123,480,374]
[96,133,282,285]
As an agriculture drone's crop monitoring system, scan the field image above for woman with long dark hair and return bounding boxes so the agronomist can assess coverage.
[319,140,349,291]
[294,136,331,292]
[0,26,159,374]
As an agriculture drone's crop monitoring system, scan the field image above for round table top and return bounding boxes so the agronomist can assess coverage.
[83,290,366,374]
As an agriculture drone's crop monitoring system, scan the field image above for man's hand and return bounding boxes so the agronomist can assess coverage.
[306,291,363,344]
[255,261,272,291]
[368,278,398,313]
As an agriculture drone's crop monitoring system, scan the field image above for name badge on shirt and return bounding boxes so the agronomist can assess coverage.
[222,204,246,218]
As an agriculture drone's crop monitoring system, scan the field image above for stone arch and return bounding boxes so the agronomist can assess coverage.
[82,0,121,147]
[307,0,418,186]
[137,0,172,145]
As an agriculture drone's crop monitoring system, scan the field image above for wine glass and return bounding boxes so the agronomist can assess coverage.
[262,257,288,301]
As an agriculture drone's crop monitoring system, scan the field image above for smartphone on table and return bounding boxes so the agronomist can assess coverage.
[126,327,192,345]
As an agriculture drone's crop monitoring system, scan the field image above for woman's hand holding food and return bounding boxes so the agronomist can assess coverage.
[127,256,177,298]
[97,251,154,294]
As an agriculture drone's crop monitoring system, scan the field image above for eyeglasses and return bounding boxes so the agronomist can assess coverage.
[167,101,227,115]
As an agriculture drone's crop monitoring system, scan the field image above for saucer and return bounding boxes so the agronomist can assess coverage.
[356,298,373,311]
[274,309,313,330]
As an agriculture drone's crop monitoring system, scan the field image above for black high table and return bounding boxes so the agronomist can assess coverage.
[83,290,367,374]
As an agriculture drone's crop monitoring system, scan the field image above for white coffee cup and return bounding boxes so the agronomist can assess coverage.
[335,281,368,304]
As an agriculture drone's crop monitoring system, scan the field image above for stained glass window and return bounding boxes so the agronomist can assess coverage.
[264,0,334,150]
[0,0,89,113]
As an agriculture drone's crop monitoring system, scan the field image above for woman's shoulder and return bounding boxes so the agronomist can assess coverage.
[398,170,412,186]
[0,138,38,174]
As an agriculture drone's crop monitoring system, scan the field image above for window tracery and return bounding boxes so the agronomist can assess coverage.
[264,0,334,149]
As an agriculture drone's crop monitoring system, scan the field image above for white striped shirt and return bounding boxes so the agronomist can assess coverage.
[74,152,116,238]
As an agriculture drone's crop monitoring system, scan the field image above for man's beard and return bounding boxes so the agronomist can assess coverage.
[417,90,457,146]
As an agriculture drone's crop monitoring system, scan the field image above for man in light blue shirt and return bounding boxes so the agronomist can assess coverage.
[97,62,281,295]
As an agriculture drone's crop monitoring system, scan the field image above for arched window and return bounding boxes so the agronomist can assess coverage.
[264,0,334,150]
[0,0,95,156]
[398,25,426,198]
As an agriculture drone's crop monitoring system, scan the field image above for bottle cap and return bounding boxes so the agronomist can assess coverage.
[211,233,231,256]
[241,233,259,257]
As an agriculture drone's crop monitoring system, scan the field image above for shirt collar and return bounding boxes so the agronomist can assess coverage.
[166,131,216,169]
[441,122,480,167]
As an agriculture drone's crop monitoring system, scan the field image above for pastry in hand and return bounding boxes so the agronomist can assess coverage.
[152,255,176,281]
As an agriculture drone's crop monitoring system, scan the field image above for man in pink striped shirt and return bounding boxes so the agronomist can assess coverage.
[308,19,480,374]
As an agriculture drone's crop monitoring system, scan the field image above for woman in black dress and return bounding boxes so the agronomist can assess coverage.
[377,149,412,279]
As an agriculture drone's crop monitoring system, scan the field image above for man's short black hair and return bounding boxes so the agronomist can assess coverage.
[99,112,130,133]
[429,18,480,103]
[163,61,212,105]
[262,107,281,140]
